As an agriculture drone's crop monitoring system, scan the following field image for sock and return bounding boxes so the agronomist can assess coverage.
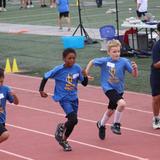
[100,111,110,126]
[153,116,159,120]
[113,110,122,124]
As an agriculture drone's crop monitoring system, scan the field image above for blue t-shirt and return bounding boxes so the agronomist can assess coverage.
[44,64,84,101]
[56,0,69,13]
[93,57,133,93]
[0,86,14,123]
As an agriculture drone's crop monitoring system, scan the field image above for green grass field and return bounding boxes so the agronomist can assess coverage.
[0,0,159,94]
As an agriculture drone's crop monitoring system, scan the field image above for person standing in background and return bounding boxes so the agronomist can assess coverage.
[56,0,71,31]
[136,0,148,21]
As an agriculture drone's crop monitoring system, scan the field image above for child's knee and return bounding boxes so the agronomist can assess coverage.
[117,99,126,110]
[67,112,78,127]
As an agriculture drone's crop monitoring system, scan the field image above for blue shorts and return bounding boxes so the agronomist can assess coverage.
[59,99,79,116]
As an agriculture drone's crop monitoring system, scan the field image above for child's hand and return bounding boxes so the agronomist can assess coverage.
[131,61,138,70]
[40,91,48,98]
[131,61,138,77]
[82,69,94,81]
[9,91,19,105]
[87,75,94,81]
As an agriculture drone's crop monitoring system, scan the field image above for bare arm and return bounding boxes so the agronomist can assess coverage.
[85,60,94,75]
[10,92,19,105]
[153,61,160,69]
[131,61,138,77]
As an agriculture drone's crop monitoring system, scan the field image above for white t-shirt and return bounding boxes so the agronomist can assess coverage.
[137,0,148,12]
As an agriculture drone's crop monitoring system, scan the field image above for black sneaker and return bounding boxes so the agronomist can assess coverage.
[97,121,106,140]
[59,140,72,151]
[111,123,121,135]
[55,123,65,143]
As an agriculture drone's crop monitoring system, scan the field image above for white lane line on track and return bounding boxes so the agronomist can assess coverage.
[0,149,35,160]
[6,123,149,160]
[11,86,152,114]
[8,103,160,138]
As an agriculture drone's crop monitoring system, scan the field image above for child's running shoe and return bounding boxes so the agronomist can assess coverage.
[59,140,72,151]
[152,117,160,129]
[111,123,121,135]
[55,123,65,143]
[97,121,106,140]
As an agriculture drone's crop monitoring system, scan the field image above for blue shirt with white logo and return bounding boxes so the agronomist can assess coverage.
[93,57,133,93]
[0,86,14,123]
[44,64,84,101]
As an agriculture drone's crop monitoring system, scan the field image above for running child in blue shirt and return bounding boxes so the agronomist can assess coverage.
[39,48,88,151]
[85,39,138,140]
[0,68,19,143]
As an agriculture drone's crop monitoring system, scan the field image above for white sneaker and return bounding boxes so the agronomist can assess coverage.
[2,8,7,11]
[0,7,2,11]
[152,117,160,129]
[30,5,34,8]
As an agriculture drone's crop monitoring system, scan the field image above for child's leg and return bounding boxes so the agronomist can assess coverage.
[58,14,62,29]
[55,100,78,151]
[63,112,78,140]
[113,99,126,124]
[56,112,77,151]
[97,109,114,140]
[0,124,9,143]
[104,89,125,135]
[0,131,9,143]
[65,14,71,31]
[100,109,114,126]
[111,98,126,135]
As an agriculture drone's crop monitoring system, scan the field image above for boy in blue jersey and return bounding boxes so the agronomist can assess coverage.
[56,0,71,31]
[0,68,19,143]
[39,48,88,151]
[85,39,138,139]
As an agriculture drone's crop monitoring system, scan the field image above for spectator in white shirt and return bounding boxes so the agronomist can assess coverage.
[136,0,148,21]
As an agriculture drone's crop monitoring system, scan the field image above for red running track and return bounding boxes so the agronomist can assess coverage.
[0,73,160,160]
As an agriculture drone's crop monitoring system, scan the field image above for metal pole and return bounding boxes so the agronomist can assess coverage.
[72,0,97,44]
[77,0,83,36]
[115,0,119,38]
